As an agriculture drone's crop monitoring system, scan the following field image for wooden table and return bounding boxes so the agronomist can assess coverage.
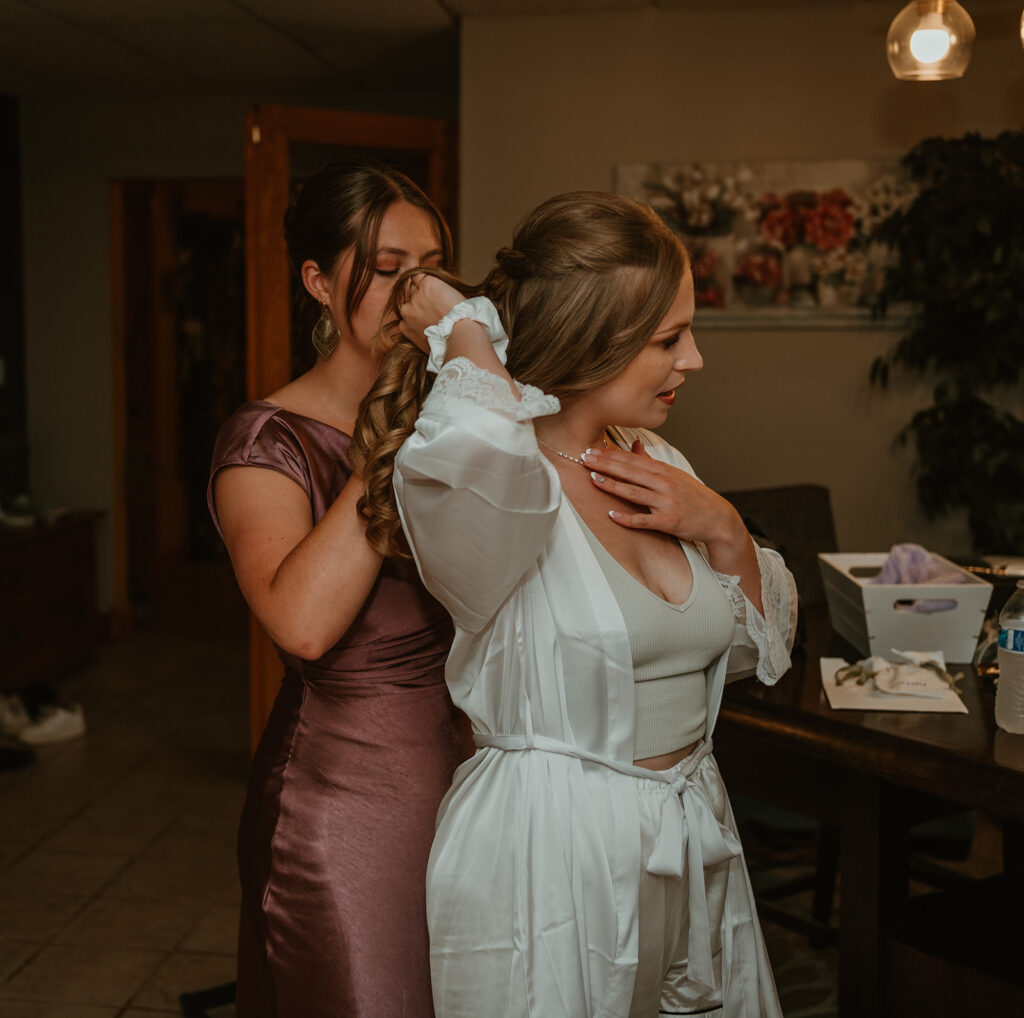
[714,606,1024,1017]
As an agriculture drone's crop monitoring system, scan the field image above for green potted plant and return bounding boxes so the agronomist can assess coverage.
[870,129,1024,552]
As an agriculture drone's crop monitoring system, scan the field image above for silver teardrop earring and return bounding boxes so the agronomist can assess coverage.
[311,301,339,360]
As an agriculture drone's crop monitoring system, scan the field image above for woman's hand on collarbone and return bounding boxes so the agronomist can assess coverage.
[580,439,746,555]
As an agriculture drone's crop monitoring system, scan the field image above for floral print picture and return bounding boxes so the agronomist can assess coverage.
[615,160,914,323]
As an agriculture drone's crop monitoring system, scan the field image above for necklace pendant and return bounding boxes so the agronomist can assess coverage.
[537,437,605,466]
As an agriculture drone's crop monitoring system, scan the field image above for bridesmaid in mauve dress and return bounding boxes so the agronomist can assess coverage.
[208,159,471,1018]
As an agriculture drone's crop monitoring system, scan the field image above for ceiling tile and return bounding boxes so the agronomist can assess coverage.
[239,0,453,32]
[1,0,457,96]
[446,0,645,14]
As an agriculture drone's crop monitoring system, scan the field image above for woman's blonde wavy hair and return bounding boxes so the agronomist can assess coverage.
[350,191,690,557]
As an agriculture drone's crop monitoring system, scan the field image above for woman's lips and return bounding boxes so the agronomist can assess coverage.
[657,389,676,406]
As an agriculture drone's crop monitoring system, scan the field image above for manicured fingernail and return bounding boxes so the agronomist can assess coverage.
[590,471,605,484]
[608,510,623,519]
[581,451,597,464]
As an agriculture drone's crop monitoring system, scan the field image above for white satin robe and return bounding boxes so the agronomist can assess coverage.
[393,359,797,1018]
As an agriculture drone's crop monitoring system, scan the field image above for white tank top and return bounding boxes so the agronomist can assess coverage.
[572,507,735,758]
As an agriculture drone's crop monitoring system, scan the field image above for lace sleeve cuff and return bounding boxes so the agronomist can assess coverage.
[713,545,796,686]
[423,357,560,422]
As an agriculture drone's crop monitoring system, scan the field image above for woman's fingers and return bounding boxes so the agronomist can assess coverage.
[607,509,661,529]
[588,471,659,509]
[588,465,686,533]
[396,314,421,342]
[396,300,430,353]
[397,274,463,341]
[397,270,425,309]
[587,445,736,543]
[395,275,440,351]
[582,444,663,480]
[584,451,686,509]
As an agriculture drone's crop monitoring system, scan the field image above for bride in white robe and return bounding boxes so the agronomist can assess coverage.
[353,191,797,1018]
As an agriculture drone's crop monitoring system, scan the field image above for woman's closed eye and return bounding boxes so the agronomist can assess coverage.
[661,333,681,351]
[377,255,441,279]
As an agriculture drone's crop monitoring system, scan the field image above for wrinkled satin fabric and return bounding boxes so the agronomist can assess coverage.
[632,750,734,1017]
[210,402,472,1018]
[475,734,742,1007]
[394,359,797,1018]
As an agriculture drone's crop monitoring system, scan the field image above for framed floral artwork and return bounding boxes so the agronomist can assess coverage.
[614,160,914,329]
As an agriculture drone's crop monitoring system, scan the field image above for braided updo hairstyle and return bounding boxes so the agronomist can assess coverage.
[350,190,690,557]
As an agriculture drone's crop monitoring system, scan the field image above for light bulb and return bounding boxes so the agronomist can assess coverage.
[886,1,975,81]
[910,28,952,62]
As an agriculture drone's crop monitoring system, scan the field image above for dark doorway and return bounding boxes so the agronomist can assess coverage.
[116,179,246,620]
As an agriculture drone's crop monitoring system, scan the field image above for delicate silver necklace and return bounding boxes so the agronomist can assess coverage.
[537,435,609,466]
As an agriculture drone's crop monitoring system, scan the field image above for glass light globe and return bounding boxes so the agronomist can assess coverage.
[886,1,975,81]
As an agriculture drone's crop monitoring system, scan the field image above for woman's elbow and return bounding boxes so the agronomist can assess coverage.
[263,616,346,661]
[278,633,331,661]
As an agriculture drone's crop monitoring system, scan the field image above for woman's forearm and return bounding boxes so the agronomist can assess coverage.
[703,516,765,617]
[444,319,520,400]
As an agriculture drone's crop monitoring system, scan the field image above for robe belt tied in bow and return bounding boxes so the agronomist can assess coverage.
[472,732,741,997]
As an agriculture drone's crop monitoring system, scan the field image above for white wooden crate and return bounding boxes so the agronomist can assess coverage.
[817,552,993,663]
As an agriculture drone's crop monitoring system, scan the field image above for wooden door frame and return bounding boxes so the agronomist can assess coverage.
[109,179,182,638]
[109,182,132,639]
[243,104,456,752]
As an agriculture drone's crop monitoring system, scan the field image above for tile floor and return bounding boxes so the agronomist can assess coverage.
[0,559,249,1017]
[3,557,1000,1018]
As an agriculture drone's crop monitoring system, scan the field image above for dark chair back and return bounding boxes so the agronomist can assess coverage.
[721,484,838,607]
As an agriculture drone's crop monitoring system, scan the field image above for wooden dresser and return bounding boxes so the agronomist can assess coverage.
[0,511,102,691]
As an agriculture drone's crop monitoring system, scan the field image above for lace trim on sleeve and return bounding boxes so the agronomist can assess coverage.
[712,565,746,618]
[423,357,560,421]
[712,544,795,686]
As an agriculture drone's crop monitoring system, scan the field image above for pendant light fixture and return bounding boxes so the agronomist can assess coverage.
[886,1,976,80]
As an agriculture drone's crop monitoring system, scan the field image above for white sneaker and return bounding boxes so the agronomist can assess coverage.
[0,694,31,735]
[18,703,86,745]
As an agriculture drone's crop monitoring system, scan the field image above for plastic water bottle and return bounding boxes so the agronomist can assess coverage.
[995,579,1024,734]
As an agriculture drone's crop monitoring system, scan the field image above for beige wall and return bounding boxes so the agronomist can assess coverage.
[22,97,247,612]
[21,89,454,611]
[459,4,1024,557]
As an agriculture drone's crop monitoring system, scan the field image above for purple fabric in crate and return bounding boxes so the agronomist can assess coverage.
[871,543,963,612]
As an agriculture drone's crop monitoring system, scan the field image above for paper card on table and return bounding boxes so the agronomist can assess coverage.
[820,653,968,713]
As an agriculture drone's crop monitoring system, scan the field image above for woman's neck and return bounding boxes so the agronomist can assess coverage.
[534,413,610,461]
[271,343,380,433]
